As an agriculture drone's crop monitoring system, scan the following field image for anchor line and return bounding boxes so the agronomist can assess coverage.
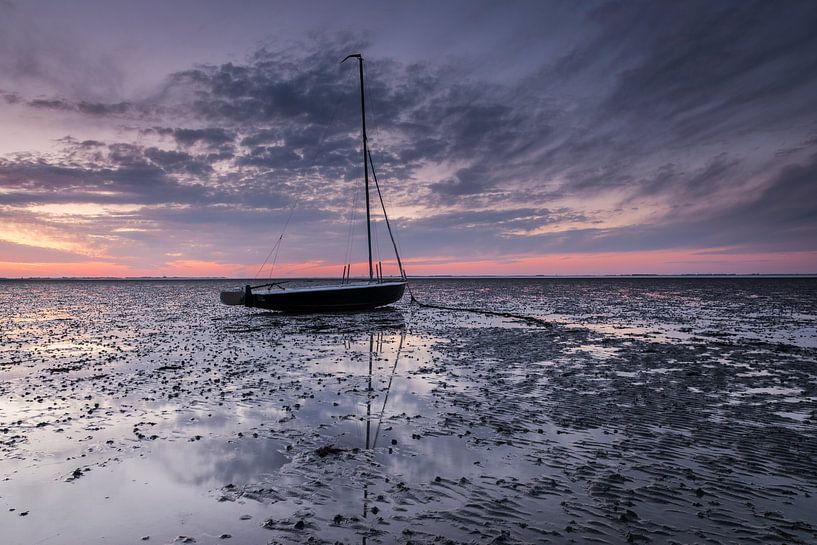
[405,283,553,328]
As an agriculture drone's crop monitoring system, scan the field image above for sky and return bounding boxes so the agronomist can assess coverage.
[1,0,816,277]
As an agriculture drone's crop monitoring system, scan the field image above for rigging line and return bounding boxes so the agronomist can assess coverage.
[279,260,334,276]
[252,197,299,280]
[372,330,405,448]
[343,172,362,279]
[258,66,355,274]
[372,201,382,276]
[406,283,554,328]
[362,62,385,279]
[268,213,290,279]
[253,236,282,280]
[367,148,406,279]
[369,154,394,278]
[261,205,296,280]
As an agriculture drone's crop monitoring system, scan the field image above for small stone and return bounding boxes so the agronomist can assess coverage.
[294,519,305,530]
[315,444,344,458]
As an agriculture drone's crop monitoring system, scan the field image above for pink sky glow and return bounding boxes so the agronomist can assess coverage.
[2,250,815,278]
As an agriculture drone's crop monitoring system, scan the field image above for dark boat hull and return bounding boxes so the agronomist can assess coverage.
[222,282,407,312]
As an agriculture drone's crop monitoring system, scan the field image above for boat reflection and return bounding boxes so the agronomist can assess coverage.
[228,307,406,335]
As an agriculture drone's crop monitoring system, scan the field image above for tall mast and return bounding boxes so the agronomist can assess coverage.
[343,53,373,280]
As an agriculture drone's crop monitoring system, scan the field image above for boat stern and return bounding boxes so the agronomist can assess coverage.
[219,289,245,306]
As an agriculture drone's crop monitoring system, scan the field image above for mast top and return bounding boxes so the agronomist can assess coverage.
[341,53,363,63]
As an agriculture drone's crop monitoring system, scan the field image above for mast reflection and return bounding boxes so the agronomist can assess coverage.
[361,327,405,543]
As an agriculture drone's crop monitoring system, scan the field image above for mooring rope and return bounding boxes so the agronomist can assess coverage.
[405,283,553,328]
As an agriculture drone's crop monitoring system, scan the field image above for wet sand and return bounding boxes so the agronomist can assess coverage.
[1,278,816,544]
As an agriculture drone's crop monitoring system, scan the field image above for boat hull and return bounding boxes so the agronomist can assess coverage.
[221,282,407,312]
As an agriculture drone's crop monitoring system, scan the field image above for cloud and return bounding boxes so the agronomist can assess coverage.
[143,147,214,177]
[170,127,234,148]
[0,239,89,263]
[430,166,492,197]
[521,153,817,255]
[26,97,132,116]
[77,101,130,116]
[0,149,210,207]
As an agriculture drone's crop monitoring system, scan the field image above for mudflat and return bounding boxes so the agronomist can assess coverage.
[1,278,815,544]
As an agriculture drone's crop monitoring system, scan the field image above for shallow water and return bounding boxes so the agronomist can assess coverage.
[1,278,815,544]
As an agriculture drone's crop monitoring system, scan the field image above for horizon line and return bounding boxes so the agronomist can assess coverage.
[1,273,816,281]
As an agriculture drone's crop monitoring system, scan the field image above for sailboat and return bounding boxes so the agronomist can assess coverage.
[220,54,407,312]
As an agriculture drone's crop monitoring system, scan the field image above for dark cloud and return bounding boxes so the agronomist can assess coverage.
[2,91,21,104]
[236,145,302,169]
[77,101,130,115]
[602,1,817,131]
[631,155,742,205]
[0,149,209,207]
[409,207,581,233]
[25,97,131,115]
[79,139,105,148]
[143,147,214,177]
[171,128,234,148]
[508,154,816,256]
[239,128,283,147]
[28,98,72,110]
[721,152,817,248]
[430,166,491,197]
[502,1,817,205]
